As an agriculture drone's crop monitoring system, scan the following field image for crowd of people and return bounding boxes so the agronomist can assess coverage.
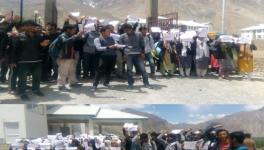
[0,14,257,100]
[10,133,122,150]
[121,123,257,150]
[9,123,257,150]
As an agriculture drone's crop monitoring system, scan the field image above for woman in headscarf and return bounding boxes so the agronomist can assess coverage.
[238,37,255,80]
[157,32,177,77]
[215,36,236,79]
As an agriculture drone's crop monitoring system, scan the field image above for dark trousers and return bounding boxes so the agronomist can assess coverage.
[41,56,52,81]
[82,53,99,78]
[93,55,117,86]
[0,61,8,82]
[8,67,18,91]
[76,56,82,80]
[127,54,149,86]
[18,62,42,95]
[51,57,58,80]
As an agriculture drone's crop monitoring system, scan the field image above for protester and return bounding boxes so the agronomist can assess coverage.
[238,38,255,80]
[176,39,192,77]
[0,13,261,99]
[194,29,210,77]
[139,133,157,150]
[92,26,118,91]
[55,24,83,91]
[10,20,49,100]
[108,24,126,79]
[150,132,166,150]
[140,26,156,77]
[156,33,177,77]
[230,131,248,150]
[243,133,256,150]
[0,18,10,84]
[211,129,230,150]
[82,21,101,79]
[119,24,152,89]
[3,22,22,94]
[44,22,60,81]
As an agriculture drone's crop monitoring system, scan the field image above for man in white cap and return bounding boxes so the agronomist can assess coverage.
[194,28,210,77]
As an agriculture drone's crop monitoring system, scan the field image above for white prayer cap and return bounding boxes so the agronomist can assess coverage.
[171,129,182,135]
[198,28,208,38]
[194,130,202,135]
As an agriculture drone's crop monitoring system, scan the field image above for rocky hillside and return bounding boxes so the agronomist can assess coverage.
[0,0,264,33]
[122,107,264,137]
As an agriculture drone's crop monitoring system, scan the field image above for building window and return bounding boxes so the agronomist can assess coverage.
[3,122,19,144]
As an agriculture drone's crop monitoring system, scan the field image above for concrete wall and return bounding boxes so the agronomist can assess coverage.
[25,105,48,139]
[253,39,264,50]
[0,105,27,143]
[0,105,48,144]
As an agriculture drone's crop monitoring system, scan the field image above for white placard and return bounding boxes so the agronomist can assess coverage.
[163,32,174,41]
[183,141,197,150]
[220,35,234,43]
[78,24,84,32]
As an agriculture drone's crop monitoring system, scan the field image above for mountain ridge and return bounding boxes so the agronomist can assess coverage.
[122,107,264,137]
[1,0,264,33]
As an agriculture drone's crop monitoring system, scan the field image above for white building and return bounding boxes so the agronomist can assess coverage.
[47,105,147,136]
[177,20,210,31]
[0,105,48,144]
[0,105,147,144]
[240,24,264,40]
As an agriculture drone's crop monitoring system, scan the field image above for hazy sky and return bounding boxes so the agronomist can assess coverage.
[99,104,264,124]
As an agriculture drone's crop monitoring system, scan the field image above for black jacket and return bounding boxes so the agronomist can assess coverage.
[11,32,44,63]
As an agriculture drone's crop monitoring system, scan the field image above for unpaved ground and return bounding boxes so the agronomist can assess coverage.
[0,51,263,104]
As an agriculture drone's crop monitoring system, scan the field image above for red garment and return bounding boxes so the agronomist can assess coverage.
[210,54,219,68]
[219,142,230,150]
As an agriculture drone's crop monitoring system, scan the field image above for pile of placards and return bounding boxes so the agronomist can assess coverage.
[9,133,122,150]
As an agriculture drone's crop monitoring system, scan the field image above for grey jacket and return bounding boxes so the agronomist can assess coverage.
[83,31,100,54]
[119,32,145,55]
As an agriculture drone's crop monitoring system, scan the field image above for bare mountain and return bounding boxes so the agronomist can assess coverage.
[1,0,264,33]
[122,107,264,137]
